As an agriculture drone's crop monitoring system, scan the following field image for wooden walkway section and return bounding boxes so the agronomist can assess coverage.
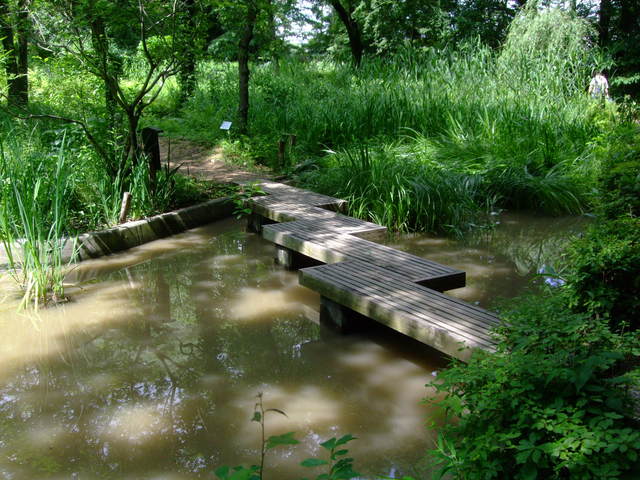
[300,261,499,360]
[244,180,499,361]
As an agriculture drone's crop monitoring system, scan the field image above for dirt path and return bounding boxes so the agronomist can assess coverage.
[159,138,272,183]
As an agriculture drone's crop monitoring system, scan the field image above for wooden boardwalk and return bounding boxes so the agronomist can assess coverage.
[245,181,499,361]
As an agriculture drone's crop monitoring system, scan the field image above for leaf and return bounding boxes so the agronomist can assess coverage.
[214,465,230,479]
[335,434,356,447]
[265,408,288,417]
[251,411,261,423]
[333,449,349,457]
[320,438,337,451]
[265,431,299,450]
[300,458,329,468]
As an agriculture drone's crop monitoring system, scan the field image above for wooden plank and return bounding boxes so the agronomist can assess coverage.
[328,261,499,326]
[299,261,499,360]
[247,181,347,211]
[248,197,339,223]
[262,227,464,291]
[264,216,387,240]
[306,269,497,345]
[302,272,493,361]
[307,262,498,335]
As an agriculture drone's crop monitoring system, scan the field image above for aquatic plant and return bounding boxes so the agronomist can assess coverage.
[0,133,77,308]
[149,21,601,232]
[213,393,360,480]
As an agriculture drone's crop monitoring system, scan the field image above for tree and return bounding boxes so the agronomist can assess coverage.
[176,0,225,102]
[213,0,298,133]
[327,0,365,66]
[27,0,189,174]
[237,0,258,133]
[0,0,29,107]
[593,0,640,95]
[358,0,450,54]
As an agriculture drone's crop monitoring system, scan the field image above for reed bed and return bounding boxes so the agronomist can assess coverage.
[162,15,600,233]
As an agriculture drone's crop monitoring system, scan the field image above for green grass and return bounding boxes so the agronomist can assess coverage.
[147,10,602,232]
[2,8,607,239]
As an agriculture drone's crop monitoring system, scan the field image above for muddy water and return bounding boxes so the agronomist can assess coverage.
[385,213,588,309]
[0,214,586,479]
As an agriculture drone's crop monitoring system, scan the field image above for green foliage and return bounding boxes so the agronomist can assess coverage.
[159,33,600,232]
[302,434,359,480]
[594,124,640,219]
[564,217,640,333]
[0,132,77,307]
[428,292,640,480]
[213,394,359,480]
[231,182,265,219]
[498,8,596,98]
[301,144,491,234]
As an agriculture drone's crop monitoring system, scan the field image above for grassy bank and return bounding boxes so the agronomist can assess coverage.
[149,10,605,233]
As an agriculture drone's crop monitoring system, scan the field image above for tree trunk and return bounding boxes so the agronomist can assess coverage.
[238,0,258,134]
[15,0,29,106]
[0,0,27,107]
[178,0,197,101]
[89,14,119,134]
[598,0,612,46]
[329,0,364,67]
[123,109,140,164]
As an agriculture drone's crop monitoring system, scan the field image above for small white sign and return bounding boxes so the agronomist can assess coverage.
[220,121,232,130]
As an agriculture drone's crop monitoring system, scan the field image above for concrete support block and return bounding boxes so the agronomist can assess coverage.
[274,245,321,270]
[247,213,277,234]
[319,296,367,334]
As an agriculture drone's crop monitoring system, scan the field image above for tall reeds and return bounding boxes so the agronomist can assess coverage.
[0,133,77,308]
[158,8,602,232]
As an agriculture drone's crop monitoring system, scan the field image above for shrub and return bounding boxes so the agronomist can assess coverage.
[428,292,640,480]
[564,217,640,332]
[595,124,640,219]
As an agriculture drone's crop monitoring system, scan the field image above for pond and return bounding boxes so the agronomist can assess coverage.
[0,213,587,479]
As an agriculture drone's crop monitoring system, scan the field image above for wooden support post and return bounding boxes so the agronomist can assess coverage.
[247,213,264,233]
[319,296,367,334]
[141,126,163,189]
[277,139,286,168]
[119,192,131,224]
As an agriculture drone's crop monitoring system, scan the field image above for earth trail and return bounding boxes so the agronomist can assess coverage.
[159,138,272,183]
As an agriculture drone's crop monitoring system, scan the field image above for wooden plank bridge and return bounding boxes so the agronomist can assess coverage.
[243,181,499,361]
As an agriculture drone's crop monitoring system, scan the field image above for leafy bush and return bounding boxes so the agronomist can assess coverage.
[595,124,640,219]
[564,217,640,332]
[428,292,640,480]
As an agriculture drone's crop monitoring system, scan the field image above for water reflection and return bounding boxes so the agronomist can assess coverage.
[385,212,588,308]
[0,214,586,479]
[0,219,445,479]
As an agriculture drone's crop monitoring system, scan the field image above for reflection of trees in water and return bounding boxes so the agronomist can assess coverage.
[464,215,588,276]
[0,227,324,477]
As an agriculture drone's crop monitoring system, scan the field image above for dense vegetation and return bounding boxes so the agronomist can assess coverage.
[429,128,640,479]
[1,0,639,478]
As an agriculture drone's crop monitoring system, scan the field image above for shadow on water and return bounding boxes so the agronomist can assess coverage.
[0,213,587,479]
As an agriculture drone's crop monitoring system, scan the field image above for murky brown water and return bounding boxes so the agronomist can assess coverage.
[0,214,587,479]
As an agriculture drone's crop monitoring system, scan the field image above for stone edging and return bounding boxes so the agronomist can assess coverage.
[1,197,234,267]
